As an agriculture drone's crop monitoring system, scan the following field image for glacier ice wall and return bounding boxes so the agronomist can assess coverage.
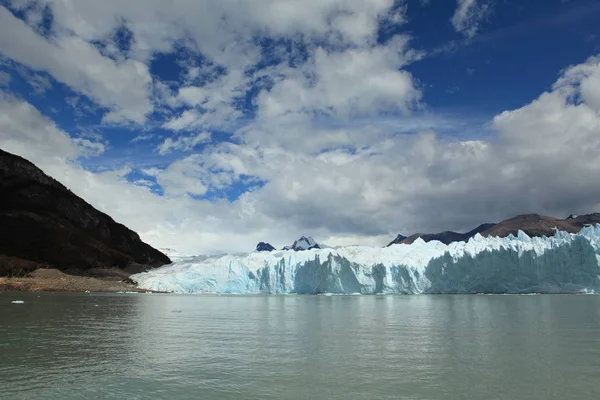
[132,226,600,294]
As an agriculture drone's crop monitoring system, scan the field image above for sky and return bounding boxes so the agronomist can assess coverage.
[1,0,600,255]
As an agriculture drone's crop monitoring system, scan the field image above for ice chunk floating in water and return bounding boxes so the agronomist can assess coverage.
[132,226,600,294]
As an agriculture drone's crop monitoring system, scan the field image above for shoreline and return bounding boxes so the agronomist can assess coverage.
[0,268,150,293]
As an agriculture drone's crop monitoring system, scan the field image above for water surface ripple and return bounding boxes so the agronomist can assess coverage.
[1,293,600,399]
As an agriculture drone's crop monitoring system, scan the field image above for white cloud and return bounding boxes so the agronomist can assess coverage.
[157,131,212,155]
[2,2,600,257]
[153,81,179,110]
[1,1,418,134]
[0,6,153,123]
[4,50,600,255]
[36,0,401,54]
[131,134,154,143]
[163,110,203,131]
[451,0,491,38]
[255,36,422,121]
[133,179,156,188]
[0,92,102,163]
[150,157,209,197]
[3,1,411,127]
[553,55,600,112]
[164,69,248,131]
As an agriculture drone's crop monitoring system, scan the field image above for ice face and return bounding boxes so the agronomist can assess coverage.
[132,225,600,294]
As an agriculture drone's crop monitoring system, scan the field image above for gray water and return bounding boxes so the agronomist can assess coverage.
[1,293,600,400]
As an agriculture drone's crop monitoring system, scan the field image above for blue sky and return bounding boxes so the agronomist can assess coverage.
[406,0,600,110]
[1,0,600,254]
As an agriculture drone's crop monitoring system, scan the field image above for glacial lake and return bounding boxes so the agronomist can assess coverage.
[1,293,600,399]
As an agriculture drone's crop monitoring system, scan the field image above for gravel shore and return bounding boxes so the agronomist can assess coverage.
[0,268,149,293]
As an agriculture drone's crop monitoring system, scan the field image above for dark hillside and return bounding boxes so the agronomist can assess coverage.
[0,149,170,276]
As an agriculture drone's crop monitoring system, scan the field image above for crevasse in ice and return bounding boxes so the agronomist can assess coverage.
[132,225,600,294]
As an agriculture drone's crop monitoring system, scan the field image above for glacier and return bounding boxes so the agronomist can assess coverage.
[132,225,600,295]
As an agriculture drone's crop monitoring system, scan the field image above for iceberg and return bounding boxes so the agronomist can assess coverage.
[131,225,600,295]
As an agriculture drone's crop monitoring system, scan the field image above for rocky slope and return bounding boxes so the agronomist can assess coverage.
[0,149,170,276]
[480,213,600,238]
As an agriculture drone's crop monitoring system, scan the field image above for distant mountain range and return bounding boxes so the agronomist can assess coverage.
[256,214,600,252]
[0,149,171,277]
[387,213,600,246]
[386,223,496,246]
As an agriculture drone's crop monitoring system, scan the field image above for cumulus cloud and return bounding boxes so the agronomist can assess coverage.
[451,0,491,38]
[33,0,402,54]
[0,5,153,123]
[0,92,103,163]
[3,1,413,124]
[254,36,422,121]
[553,55,600,112]
[2,1,600,256]
[3,51,600,255]
[160,53,600,249]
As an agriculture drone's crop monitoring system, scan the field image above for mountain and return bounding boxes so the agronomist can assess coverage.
[256,242,276,252]
[386,234,407,247]
[0,149,171,276]
[388,214,600,247]
[390,223,496,246]
[480,213,600,238]
[282,236,321,251]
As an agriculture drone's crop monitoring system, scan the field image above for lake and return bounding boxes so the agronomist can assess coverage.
[1,293,600,399]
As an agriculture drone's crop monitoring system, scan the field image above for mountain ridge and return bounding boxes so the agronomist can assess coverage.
[254,214,600,253]
[388,214,600,247]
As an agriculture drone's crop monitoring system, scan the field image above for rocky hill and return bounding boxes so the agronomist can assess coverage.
[480,213,600,238]
[0,149,171,276]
